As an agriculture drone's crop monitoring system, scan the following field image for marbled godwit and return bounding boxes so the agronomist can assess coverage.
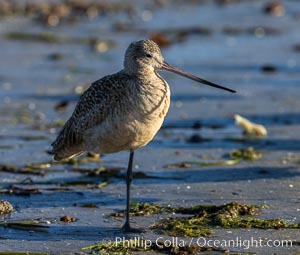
[51,39,236,232]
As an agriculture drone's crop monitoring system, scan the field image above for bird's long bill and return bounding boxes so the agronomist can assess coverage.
[161,62,236,93]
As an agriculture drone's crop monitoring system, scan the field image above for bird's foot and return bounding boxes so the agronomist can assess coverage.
[121,222,143,233]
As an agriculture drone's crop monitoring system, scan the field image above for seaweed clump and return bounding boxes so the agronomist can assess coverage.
[0,200,14,214]
[154,216,213,237]
[82,240,224,255]
[110,202,171,217]
[110,202,298,238]
[164,147,262,169]
[153,202,298,237]
[229,147,262,161]
[82,241,144,255]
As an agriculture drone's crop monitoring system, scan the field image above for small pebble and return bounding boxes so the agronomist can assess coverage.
[60,215,76,223]
[80,203,98,208]
[187,134,202,143]
[264,2,285,17]
[254,27,266,38]
[55,101,69,112]
[47,14,60,26]
[261,64,277,73]
[47,52,64,61]
[192,121,202,129]
[293,44,300,52]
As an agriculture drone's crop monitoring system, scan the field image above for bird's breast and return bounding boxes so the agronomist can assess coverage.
[126,76,170,149]
[83,75,170,153]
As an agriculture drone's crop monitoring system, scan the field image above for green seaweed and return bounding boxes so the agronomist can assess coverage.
[152,202,298,237]
[229,147,262,161]
[164,159,240,169]
[73,166,156,180]
[97,181,108,188]
[111,202,298,237]
[84,166,122,178]
[5,32,64,43]
[0,145,15,149]
[165,147,262,169]
[154,217,213,237]
[110,202,172,217]
[82,240,225,255]
[82,241,145,255]
[0,164,47,175]
[60,180,96,186]
[20,136,48,141]
[0,186,41,196]
[0,221,49,232]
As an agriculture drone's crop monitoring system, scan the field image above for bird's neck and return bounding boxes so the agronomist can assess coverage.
[124,65,156,78]
[122,67,168,90]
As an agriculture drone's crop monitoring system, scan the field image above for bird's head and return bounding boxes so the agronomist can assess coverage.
[124,39,164,74]
[124,39,236,93]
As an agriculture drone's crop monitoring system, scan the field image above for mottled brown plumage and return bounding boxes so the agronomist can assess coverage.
[51,39,235,231]
[52,40,170,160]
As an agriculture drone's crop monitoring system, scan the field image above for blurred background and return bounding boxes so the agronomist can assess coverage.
[1,0,300,164]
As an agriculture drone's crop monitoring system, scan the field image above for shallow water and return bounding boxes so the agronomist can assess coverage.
[0,1,300,254]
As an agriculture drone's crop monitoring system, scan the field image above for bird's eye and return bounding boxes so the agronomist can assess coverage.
[146,53,152,58]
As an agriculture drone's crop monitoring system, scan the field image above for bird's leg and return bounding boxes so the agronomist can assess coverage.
[122,150,134,232]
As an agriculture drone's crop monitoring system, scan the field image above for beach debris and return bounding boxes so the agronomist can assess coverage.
[72,166,122,177]
[54,101,69,112]
[97,181,108,188]
[0,164,47,175]
[234,114,267,137]
[47,52,64,61]
[0,221,49,232]
[60,215,76,223]
[192,121,202,129]
[186,134,203,143]
[293,43,300,52]
[164,159,239,169]
[264,2,285,17]
[0,200,14,214]
[3,186,41,196]
[79,203,98,208]
[164,147,262,169]
[261,64,277,73]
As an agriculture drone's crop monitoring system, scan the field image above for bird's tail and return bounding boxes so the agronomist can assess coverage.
[51,121,83,161]
[52,150,84,162]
